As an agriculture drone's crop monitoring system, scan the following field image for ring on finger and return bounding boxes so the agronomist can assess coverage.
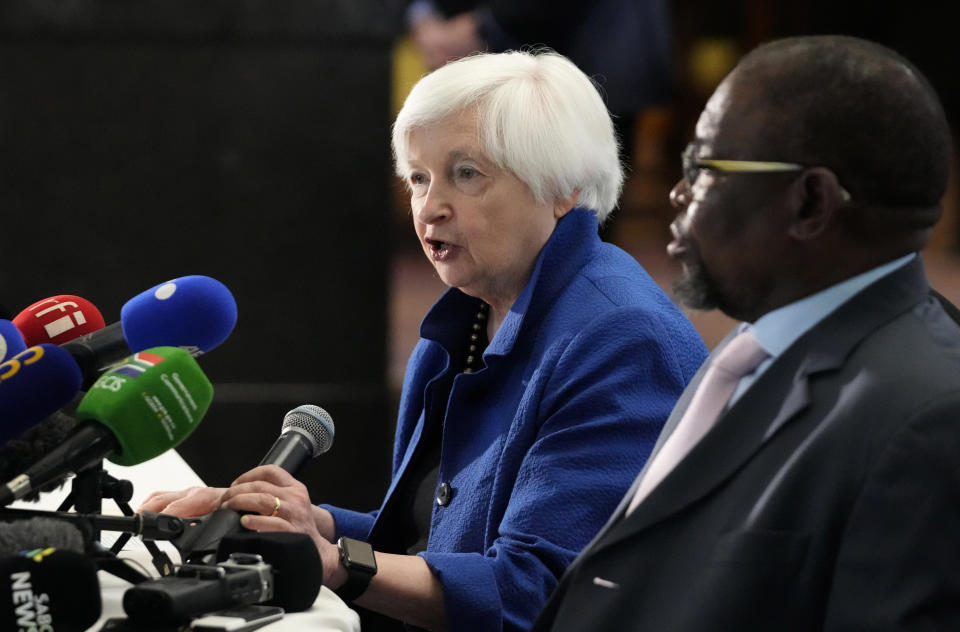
[270,496,281,518]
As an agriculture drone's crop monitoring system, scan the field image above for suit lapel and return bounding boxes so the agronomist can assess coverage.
[590,257,931,552]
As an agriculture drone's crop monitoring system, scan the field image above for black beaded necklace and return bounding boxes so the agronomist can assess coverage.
[463,300,489,374]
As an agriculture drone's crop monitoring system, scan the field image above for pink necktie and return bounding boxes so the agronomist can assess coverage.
[626,330,769,515]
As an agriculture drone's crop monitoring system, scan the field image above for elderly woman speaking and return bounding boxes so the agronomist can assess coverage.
[141,50,706,631]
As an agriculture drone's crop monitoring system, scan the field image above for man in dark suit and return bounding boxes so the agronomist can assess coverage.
[533,35,960,631]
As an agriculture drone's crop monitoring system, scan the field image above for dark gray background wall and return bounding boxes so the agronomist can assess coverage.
[0,0,402,511]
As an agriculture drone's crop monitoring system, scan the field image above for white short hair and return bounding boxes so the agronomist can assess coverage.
[392,50,624,223]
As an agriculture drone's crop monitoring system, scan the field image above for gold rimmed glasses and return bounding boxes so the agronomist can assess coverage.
[682,143,851,202]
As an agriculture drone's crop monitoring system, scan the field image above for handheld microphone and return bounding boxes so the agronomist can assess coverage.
[0,319,27,364]
[175,406,334,562]
[0,345,83,448]
[0,549,101,632]
[13,295,106,347]
[259,405,335,472]
[0,347,213,506]
[61,275,238,388]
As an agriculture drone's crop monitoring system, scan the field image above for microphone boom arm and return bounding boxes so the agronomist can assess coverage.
[0,507,184,540]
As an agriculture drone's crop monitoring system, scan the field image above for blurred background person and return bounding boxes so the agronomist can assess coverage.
[403,0,674,209]
[141,49,706,632]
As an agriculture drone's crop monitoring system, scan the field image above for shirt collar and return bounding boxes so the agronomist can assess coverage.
[748,253,916,358]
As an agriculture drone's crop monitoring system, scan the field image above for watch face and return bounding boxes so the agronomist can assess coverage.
[342,538,377,572]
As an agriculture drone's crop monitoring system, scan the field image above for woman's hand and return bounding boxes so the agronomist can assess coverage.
[212,466,446,628]
[137,486,226,517]
[219,465,347,588]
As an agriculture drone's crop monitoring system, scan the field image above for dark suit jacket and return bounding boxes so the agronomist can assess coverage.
[533,258,960,631]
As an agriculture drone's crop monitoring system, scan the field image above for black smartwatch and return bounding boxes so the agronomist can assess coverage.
[336,537,377,602]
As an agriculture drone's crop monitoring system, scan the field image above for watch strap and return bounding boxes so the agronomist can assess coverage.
[336,538,376,602]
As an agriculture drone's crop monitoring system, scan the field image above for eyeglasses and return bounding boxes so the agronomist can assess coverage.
[682,143,851,202]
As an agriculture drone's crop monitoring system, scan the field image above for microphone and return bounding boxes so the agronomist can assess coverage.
[0,515,98,631]
[12,295,106,347]
[121,275,238,355]
[0,549,101,632]
[259,405,335,472]
[0,346,214,506]
[175,406,334,562]
[0,410,79,501]
[0,516,86,556]
[0,345,83,448]
[61,275,238,388]
[0,319,27,364]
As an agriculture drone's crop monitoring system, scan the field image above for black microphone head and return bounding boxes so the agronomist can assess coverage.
[0,549,101,632]
[0,410,79,501]
[0,517,86,556]
[216,531,322,612]
[281,405,334,457]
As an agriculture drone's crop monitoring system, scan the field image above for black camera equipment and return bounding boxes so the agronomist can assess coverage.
[122,552,273,624]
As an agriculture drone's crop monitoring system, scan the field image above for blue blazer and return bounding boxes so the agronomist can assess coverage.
[324,209,706,631]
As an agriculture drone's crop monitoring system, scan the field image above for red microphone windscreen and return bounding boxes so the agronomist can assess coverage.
[13,296,106,346]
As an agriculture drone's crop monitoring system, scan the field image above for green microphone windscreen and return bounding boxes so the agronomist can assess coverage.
[76,347,213,466]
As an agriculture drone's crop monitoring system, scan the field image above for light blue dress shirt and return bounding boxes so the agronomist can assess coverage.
[730,253,916,405]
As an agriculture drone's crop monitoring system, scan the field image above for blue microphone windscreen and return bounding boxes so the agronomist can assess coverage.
[0,319,27,364]
[120,275,238,355]
[0,345,82,447]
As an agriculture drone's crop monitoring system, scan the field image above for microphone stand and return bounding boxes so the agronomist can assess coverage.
[0,507,185,541]
[56,462,178,577]
[57,462,109,536]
